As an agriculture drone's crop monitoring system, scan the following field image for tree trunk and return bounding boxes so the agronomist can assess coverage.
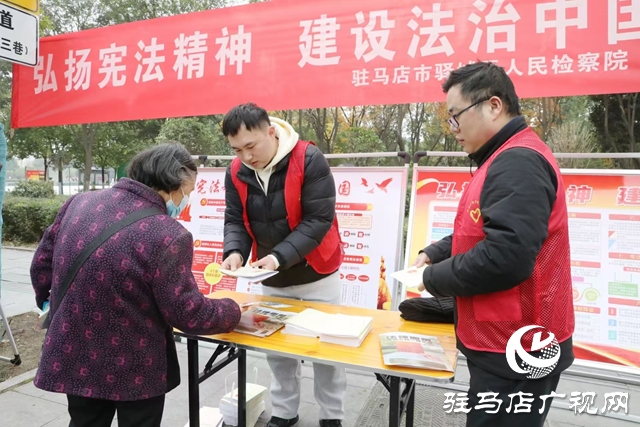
[81,124,98,192]
[358,107,367,128]
[616,93,640,169]
[321,108,328,152]
[538,97,563,142]
[43,155,48,181]
[298,110,304,140]
[629,93,638,169]
[310,108,329,152]
[375,106,395,151]
[329,107,339,154]
[604,95,612,149]
[631,94,638,169]
[84,145,92,191]
[541,99,551,141]
[58,160,64,195]
[410,104,427,155]
[396,104,407,153]
[101,167,105,189]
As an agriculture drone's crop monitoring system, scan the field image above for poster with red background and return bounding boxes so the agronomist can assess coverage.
[11,0,640,128]
[405,167,640,369]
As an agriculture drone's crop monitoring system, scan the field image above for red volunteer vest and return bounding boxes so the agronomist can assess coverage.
[453,128,574,353]
[230,140,344,274]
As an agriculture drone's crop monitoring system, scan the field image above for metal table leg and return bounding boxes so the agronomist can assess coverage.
[406,380,416,427]
[383,375,416,427]
[188,338,200,427]
[0,301,21,365]
[238,348,247,427]
[389,376,402,427]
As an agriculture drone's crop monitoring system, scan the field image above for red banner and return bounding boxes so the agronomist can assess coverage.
[12,0,640,128]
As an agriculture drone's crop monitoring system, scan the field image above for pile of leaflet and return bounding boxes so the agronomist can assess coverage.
[282,308,373,348]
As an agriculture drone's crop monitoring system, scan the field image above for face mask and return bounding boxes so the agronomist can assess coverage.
[166,187,189,218]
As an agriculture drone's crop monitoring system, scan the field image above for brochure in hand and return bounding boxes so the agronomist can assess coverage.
[390,265,427,288]
[219,266,278,282]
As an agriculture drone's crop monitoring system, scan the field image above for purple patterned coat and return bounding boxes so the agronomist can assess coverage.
[30,178,241,401]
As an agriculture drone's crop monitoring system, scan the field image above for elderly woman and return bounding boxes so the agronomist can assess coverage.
[30,143,242,427]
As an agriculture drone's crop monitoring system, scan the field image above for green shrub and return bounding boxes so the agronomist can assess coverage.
[2,196,68,244]
[11,180,55,198]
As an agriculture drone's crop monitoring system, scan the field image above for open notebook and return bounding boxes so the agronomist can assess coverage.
[282,308,373,348]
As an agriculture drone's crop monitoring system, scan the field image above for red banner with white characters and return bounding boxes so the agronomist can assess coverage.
[405,167,640,369]
[11,0,640,128]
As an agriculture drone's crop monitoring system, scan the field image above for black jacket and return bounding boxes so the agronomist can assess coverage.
[421,117,574,379]
[223,143,338,288]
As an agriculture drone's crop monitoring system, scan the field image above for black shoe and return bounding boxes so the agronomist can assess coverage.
[319,420,342,427]
[267,415,299,427]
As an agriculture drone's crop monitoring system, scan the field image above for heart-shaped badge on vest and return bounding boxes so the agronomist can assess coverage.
[470,208,481,223]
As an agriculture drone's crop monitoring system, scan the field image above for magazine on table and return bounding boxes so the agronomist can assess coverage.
[233,306,297,338]
[380,332,454,372]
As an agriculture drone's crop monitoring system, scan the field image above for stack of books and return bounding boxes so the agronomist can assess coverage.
[282,308,373,348]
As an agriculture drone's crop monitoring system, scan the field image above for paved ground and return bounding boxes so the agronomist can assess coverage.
[2,249,640,427]
[1,248,39,317]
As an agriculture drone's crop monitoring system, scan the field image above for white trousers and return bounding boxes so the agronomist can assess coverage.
[262,272,347,420]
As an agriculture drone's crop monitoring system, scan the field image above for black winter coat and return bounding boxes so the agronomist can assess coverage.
[223,143,338,288]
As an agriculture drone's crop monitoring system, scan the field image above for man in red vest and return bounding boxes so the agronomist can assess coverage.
[221,103,345,427]
[414,63,575,427]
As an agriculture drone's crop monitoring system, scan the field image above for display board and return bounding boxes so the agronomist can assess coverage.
[404,166,640,369]
[179,165,408,311]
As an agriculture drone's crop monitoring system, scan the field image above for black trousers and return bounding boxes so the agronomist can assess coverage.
[466,360,561,427]
[67,394,165,427]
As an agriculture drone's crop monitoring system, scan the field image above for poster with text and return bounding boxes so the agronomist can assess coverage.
[181,167,408,310]
[333,167,407,310]
[177,168,241,295]
[405,167,640,369]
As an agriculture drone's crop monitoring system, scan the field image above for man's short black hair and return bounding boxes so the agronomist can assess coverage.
[222,103,271,137]
[442,62,521,117]
[127,142,197,193]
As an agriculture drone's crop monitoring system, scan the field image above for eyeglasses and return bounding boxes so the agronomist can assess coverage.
[447,97,492,130]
